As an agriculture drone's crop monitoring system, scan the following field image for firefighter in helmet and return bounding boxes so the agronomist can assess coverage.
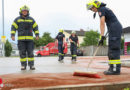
[69,31,79,62]
[55,29,65,62]
[11,5,39,70]
[86,0,122,75]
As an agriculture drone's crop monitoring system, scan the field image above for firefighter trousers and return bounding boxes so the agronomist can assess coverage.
[58,43,64,60]
[70,44,77,60]
[108,21,122,72]
[18,41,34,67]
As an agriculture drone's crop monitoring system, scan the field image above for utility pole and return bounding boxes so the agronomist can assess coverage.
[2,0,5,57]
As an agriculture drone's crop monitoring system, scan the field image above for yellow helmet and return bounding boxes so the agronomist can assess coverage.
[20,5,30,13]
[86,0,101,10]
[59,29,64,33]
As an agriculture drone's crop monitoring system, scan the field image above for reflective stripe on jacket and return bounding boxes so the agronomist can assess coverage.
[11,16,39,41]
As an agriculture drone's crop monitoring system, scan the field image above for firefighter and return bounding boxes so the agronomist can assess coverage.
[69,31,79,62]
[11,5,39,70]
[55,29,65,62]
[86,0,122,75]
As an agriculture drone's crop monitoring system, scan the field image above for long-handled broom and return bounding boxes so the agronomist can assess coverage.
[73,46,101,78]
[73,32,108,78]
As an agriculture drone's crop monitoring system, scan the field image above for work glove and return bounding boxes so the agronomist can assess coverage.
[98,36,106,46]
[77,44,80,48]
[72,41,77,46]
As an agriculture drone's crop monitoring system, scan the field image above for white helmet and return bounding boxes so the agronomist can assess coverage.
[71,31,76,34]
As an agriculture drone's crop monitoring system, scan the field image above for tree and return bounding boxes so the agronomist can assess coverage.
[121,38,124,49]
[34,37,43,47]
[41,32,55,46]
[81,30,103,46]
[34,32,54,47]
[4,40,12,57]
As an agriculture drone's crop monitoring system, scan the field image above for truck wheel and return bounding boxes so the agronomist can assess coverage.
[37,54,41,57]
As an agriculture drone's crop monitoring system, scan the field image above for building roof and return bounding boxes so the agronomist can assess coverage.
[123,27,130,34]
[64,29,86,36]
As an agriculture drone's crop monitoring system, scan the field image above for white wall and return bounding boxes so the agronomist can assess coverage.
[124,33,130,42]
[64,31,84,46]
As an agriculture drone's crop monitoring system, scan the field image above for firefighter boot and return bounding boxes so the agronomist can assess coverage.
[71,57,73,60]
[28,61,35,70]
[104,64,120,75]
[61,55,64,60]
[30,66,35,70]
[114,64,121,75]
[21,66,26,70]
[58,56,64,63]
[21,62,27,70]
[104,64,114,75]
[74,57,77,61]
[58,56,62,61]
[72,57,76,64]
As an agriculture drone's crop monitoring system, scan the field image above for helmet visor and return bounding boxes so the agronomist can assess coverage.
[87,4,93,10]
[21,9,29,12]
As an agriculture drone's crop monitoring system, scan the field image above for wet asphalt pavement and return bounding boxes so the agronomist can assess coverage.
[0,57,89,75]
[0,56,106,75]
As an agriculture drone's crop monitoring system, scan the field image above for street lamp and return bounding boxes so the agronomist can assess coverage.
[1,0,5,57]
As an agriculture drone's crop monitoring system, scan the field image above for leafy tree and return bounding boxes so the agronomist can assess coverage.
[81,30,106,46]
[34,37,43,47]
[4,40,12,57]
[41,32,55,46]
[34,32,54,48]
[121,38,124,49]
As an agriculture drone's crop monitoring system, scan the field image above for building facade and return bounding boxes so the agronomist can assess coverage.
[64,29,86,46]
[123,27,130,55]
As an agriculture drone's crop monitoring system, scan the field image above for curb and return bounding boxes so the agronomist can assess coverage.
[12,81,130,90]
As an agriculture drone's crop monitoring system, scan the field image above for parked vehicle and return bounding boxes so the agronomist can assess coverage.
[36,42,68,56]
[67,48,84,56]
[77,49,83,56]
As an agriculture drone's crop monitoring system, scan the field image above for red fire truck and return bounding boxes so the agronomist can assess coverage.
[36,42,68,56]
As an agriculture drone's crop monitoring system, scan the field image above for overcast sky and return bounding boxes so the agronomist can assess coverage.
[0,0,130,42]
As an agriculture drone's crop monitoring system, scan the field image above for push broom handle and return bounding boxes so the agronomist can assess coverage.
[87,32,108,69]
[87,46,100,69]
